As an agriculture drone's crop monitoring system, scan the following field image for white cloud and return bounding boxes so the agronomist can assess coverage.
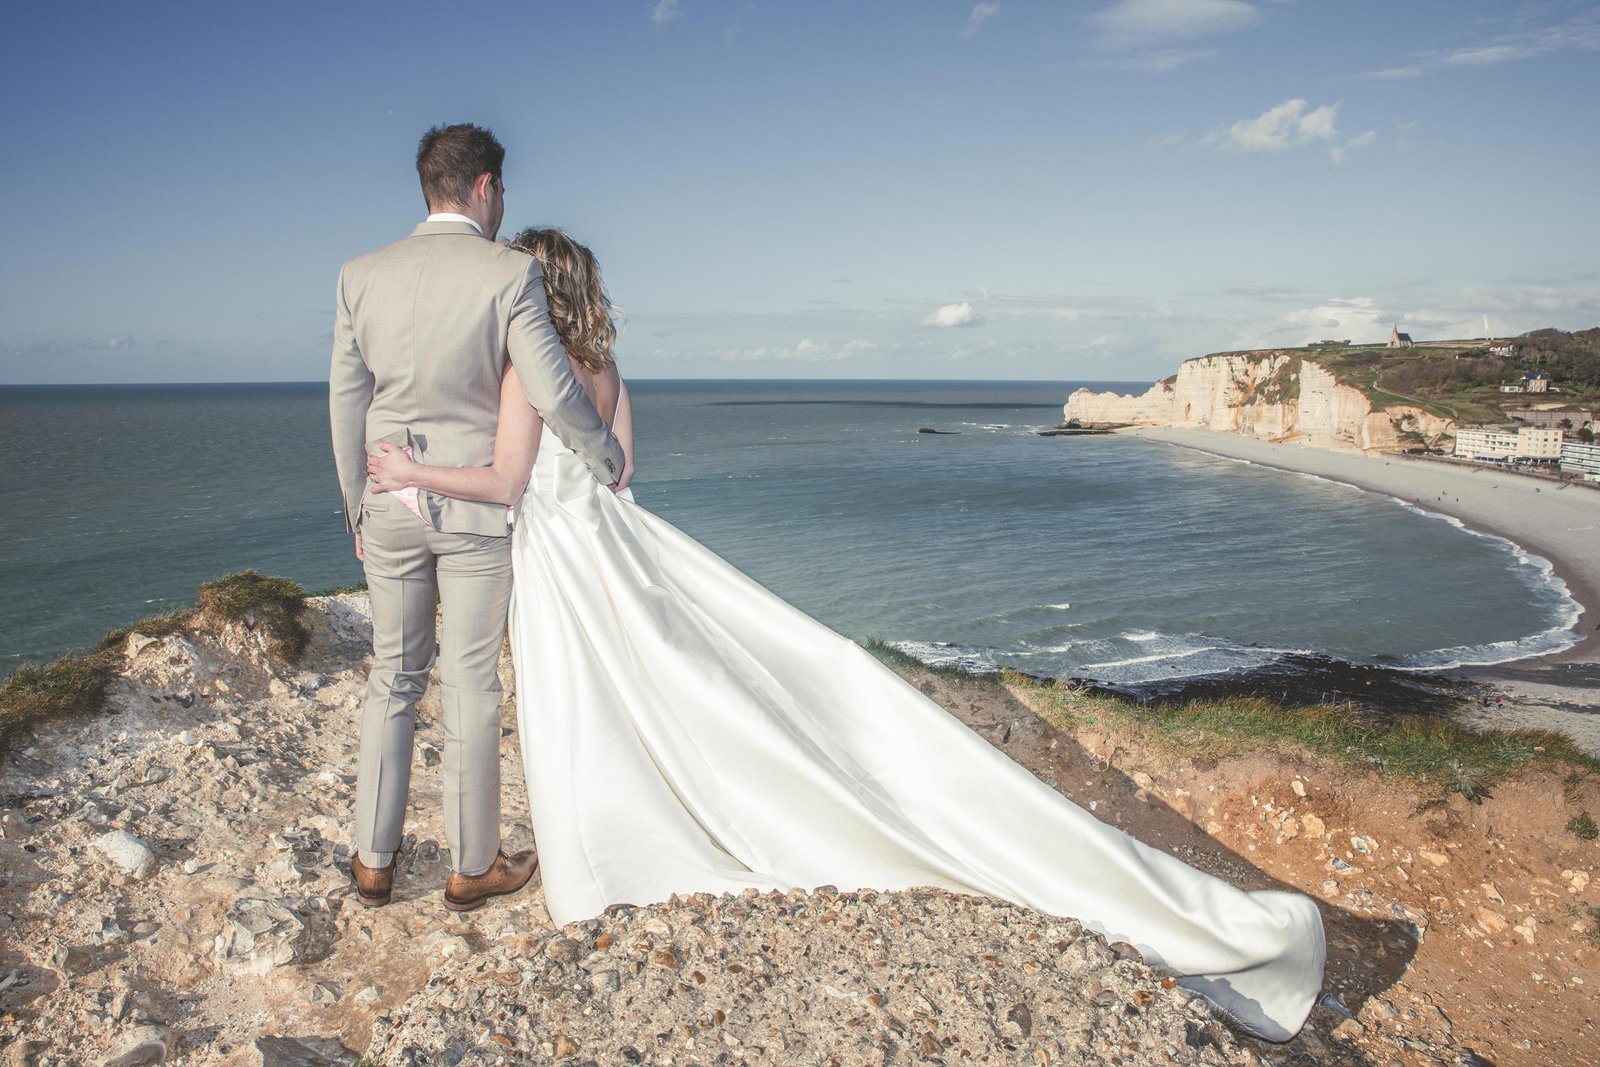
[650,0,681,26]
[1360,66,1424,81]
[1328,129,1376,166]
[922,302,983,328]
[1116,47,1217,72]
[653,337,887,365]
[1226,296,1396,349]
[946,339,1000,361]
[5,335,146,356]
[1207,99,1371,163]
[1094,0,1259,45]
[963,2,999,37]
[1212,99,1333,153]
[1231,293,1593,350]
[1357,9,1600,79]
[1295,103,1339,142]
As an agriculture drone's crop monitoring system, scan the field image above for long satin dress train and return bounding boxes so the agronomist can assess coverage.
[508,426,1326,1041]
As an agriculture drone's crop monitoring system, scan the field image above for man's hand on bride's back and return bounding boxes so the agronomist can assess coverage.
[366,443,417,493]
[610,456,634,494]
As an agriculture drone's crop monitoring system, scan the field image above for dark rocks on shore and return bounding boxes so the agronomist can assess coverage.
[917,427,960,434]
[1068,654,1477,717]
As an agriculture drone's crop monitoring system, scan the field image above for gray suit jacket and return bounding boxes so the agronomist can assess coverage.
[329,221,625,536]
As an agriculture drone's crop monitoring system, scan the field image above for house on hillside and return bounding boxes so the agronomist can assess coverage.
[1489,340,1517,357]
[1388,325,1413,348]
[1524,371,1551,393]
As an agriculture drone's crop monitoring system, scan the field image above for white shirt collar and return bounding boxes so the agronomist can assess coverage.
[425,212,483,235]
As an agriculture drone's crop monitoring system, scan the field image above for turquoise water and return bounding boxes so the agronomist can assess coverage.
[0,380,1577,684]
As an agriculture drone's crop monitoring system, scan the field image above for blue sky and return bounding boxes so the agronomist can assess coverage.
[2,0,1597,383]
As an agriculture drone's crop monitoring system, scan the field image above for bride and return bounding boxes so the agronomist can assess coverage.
[366,228,1326,1042]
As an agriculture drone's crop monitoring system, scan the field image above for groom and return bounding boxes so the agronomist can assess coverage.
[329,123,627,911]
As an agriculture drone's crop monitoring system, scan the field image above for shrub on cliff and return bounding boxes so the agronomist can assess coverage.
[95,607,195,654]
[196,570,310,665]
[0,652,118,752]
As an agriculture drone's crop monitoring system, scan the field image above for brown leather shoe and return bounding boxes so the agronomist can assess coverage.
[442,849,538,912]
[350,853,398,907]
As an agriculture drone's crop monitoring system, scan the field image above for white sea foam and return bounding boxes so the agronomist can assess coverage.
[889,641,1001,675]
[1077,646,1220,670]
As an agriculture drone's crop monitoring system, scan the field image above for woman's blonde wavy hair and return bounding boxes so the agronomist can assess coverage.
[509,227,617,372]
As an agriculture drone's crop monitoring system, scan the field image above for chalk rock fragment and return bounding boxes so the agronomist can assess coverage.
[94,830,156,879]
[102,1025,170,1066]
[212,899,310,974]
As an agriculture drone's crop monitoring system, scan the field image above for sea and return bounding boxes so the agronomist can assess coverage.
[0,380,1580,689]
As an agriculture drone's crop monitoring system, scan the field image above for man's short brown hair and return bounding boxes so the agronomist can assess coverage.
[416,124,505,210]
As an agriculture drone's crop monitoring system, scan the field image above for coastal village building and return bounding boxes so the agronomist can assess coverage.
[1489,340,1518,357]
[1453,426,1564,462]
[1561,440,1600,481]
[1387,325,1413,348]
[1499,371,1554,394]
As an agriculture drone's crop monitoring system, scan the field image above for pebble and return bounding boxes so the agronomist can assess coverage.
[252,1035,360,1066]
[101,1025,169,1066]
[92,830,156,879]
[544,936,583,965]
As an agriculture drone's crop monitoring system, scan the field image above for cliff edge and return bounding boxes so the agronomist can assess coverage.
[3,591,1596,1065]
[0,596,1259,1067]
[1064,352,1455,452]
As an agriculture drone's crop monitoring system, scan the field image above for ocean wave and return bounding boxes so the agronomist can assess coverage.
[1397,621,1581,672]
[1076,646,1220,670]
[892,631,1315,686]
[889,618,1572,691]
[888,641,1000,674]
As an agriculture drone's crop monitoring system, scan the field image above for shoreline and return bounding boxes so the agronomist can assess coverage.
[1125,426,1600,750]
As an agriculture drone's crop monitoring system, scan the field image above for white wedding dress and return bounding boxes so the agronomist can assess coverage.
[508,425,1326,1041]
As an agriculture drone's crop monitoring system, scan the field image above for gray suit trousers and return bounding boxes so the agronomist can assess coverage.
[354,492,513,877]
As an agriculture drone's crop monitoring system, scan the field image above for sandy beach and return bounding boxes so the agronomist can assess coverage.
[1128,427,1600,750]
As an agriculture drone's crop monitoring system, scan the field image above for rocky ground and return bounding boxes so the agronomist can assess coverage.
[367,889,1253,1067]
[0,595,1596,1065]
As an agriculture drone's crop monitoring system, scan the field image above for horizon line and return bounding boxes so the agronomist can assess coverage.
[0,376,1152,389]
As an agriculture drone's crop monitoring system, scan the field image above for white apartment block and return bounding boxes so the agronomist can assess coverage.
[1561,440,1600,481]
[1453,425,1565,461]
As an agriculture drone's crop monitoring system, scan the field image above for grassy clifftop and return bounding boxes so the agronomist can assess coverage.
[1190,327,1600,426]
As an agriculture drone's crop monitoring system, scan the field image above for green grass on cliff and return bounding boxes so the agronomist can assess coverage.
[865,640,1599,792]
[0,652,119,751]
[1008,673,1600,791]
[96,608,195,653]
[196,570,311,663]
[1,570,315,753]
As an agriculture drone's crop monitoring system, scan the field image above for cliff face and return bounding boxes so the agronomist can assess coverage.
[1064,353,1455,452]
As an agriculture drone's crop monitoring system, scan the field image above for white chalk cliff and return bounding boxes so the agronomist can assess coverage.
[1063,353,1455,452]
